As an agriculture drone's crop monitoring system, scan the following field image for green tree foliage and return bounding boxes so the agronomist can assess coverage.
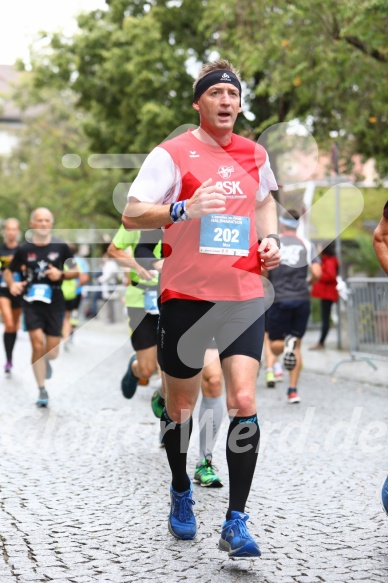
[0,77,124,230]
[1,1,207,231]
[31,1,198,154]
[343,234,383,276]
[3,0,387,232]
[201,0,388,175]
[29,0,388,175]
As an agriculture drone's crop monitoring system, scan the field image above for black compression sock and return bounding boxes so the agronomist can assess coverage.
[4,332,16,362]
[226,414,260,520]
[161,408,192,492]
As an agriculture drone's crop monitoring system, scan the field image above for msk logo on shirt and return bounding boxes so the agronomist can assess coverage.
[217,165,234,179]
[27,253,37,261]
[48,252,59,262]
[215,165,246,197]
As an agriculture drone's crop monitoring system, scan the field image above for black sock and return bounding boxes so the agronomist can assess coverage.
[4,332,16,362]
[226,414,260,520]
[161,408,192,492]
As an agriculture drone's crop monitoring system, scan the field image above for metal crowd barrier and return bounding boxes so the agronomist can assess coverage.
[82,284,126,294]
[332,277,388,373]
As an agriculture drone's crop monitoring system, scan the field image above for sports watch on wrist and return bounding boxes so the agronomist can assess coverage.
[265,234,281,249]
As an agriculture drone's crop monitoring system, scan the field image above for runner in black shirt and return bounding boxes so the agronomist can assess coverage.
[0,218,22,375]
[267,209,321,404]
[4,208,78,407]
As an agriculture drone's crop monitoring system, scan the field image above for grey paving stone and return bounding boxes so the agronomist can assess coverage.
[0,320,387,583]
[17,577,49,582]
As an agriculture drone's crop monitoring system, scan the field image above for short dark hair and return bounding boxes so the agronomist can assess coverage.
[193,58,241,92]
[324,242,336,257]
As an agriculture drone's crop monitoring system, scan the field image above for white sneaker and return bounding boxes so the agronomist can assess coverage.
[274,362,284,381]
[283,335,297,371]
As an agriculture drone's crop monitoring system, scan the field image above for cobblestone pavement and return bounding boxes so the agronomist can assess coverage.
[0,306,387,582]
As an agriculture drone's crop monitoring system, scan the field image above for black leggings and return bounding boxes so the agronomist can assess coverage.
[320,299,334,344]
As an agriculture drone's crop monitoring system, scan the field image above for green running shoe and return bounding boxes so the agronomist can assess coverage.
[265,370,275,388]
[194,456,223,488]
[151,390,165,418]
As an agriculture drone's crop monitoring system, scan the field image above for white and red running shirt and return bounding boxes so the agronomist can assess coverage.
[128,129,277,302]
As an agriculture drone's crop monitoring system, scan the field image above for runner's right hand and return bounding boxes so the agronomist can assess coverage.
[9,281,27,296]
[186,179,226,219]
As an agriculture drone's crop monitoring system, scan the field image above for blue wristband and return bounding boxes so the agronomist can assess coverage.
[170,200,190,223]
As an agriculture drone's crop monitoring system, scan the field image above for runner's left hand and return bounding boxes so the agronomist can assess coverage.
[258,238,281,271]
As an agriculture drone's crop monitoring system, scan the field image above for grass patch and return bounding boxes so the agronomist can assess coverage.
[310,186,387,240]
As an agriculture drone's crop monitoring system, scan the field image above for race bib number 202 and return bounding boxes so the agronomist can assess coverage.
[199,214,250,256]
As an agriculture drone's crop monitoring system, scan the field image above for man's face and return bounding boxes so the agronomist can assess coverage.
[30,210,53,237]
[4,221,19,242]
[193,82,242,133]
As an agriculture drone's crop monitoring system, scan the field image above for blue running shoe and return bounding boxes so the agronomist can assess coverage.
[121,354,139,399]
[219,511,261,558]
[382,475,388,515]
[36,387,49,408]
[168,484,196,540]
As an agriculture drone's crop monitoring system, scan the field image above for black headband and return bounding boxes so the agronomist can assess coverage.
[193,70,241,102]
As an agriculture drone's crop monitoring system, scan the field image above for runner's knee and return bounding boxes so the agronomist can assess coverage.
[227,391,256,416]
[48,346,60,360]
[202,373,222,397]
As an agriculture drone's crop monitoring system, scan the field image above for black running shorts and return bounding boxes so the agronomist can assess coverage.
[266,300,310,340]
[0,287,23,309]
[64,295,82,312]
[127,307,158,351]
[23,300,64,337]
[158,298,265,379]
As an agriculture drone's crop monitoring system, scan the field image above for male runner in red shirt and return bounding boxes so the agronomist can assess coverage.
[122,59,280,558]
